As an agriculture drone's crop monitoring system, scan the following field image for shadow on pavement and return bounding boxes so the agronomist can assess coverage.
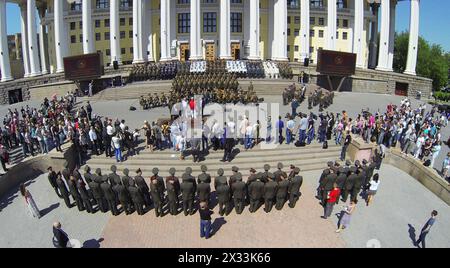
[211,217,227,237]
[408,224,417,247]
[82,238,104,248]
[40,203,60,217]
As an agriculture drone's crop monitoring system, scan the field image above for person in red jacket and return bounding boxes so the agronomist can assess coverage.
[189,97,195,111]
[322,183,340,219]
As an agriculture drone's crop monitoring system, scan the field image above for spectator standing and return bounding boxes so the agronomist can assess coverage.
[415,210,438,248]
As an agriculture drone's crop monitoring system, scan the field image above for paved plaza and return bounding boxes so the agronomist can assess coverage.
[0,91,449,248]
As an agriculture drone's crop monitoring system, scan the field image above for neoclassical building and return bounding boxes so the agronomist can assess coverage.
[0,0,420,82]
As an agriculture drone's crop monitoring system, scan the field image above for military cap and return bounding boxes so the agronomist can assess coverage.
[350,166,357,173]
[217,168,224,176]
[136,168,142,174]
[327,161,333,167]
[95,168,102,175]
[362,159,368,165]
[345,160,352,166]
[123,168,129,176]
[169,168,176,175]
[185,167,192,174]
[277,162,283,169]
[354,160,361,167]
[264,164,270,171]
[110,165,117,172]
[201,165,207,172]
[152,167,159,175]
[232,166,239,172]
[294,167,300,174]
[84,165,91,172]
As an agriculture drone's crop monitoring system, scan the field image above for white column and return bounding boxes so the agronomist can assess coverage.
[368,4,379,69]
[82,0,95,54]
[219,0,231,59]
[110,0,121,65]
[353,0,364,68]
[325,0,337,50]
[387,0,396,71]
[160,0,171,61]
[144,1,154,61]
[189,0,202,60]
[248,0,260,60]
[27,0,41,77]
[132,0,142,63]
[0,0,12,81]
[272,0,288,61]
[38,16,48,74]
[376,0,390,71]
[404,0,420,75]
[300,0,310,62]
[54,0,67,73]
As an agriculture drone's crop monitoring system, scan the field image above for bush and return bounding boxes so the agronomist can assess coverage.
[433,91,450,102]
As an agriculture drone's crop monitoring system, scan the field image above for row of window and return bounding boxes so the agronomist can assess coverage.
[71,30,134,43]
[286,45,321,54]
[70,18,134,30]
[70,0,133,11]
[178,12,242,33]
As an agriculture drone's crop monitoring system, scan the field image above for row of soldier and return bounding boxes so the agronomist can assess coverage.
[307,88,335,112]
[47,162,304,217]
[282,83,307,105]
[130,61,178,81]
[317,159,378,206]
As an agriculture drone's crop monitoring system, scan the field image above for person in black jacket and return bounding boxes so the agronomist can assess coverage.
[166,168,180,215]
[275,173,290,210]
[56,172,72,208]
[112,180,133,215]
[68,175,84,211]
[340,131,352,161]
[180,178,195,216]
[89,169,108,212]
[231,174,246,214]
[128,180,145,215]
[342,167,357,202]
[263,177,278,213]
[76,176,94,213]
[47,166,62,197]
[248,177,264,212]
[150,168,165,217]
[100,176,119,216]
[216,183,231,216]
[135,168,151,207]
[199,202,213,239]
[52,222,69,248]
[197,181,211,204]
[288,167,303,208]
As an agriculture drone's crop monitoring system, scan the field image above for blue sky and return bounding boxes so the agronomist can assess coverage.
[5,0,450,52]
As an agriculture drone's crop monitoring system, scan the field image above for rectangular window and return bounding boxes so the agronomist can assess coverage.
[231,0,242,3]
[203,12,217,33]
[95,32,101,41]
[310,0,324,7]
[294,45,299,52]
[70,22,76,30]
[203,0,216,3]
[79,34,83,43]
[96,0,109,9]
[105,32,110,40]
[95,20,101,28]
[310,29,315,37]
[120,18,126,26]
[130,47,133,54]
[310,17,315,25]
[294,16,300,25]
[70,35,76,43]
[106,49,110,56]
[318,18,324,26]
[70,0,82,11]
[310,46,314,53]
[319,30,324,38]
[129,31,133,38]
[337,0,348,9]
[120,31,126,39]
[129,18,133,26]
[336,19,339,27]
[287,28,291,36]
[294,29,299,36]
[121,48,126,54]
[336,31,339,39]
[120,0,132,8]
[178,13,190,33]
[343,19,348,28]
[104,19,110,27]
[79,21,83,29]
[231,12,242,33]
[343,32,348,40]
[287,16,291,24]
[287,45,290,52]
[178,0,190,3]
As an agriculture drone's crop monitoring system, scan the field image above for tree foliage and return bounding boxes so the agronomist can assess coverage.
[393,32,449,91]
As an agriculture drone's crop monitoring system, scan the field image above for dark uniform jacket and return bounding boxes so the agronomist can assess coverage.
[214,176,228,189]
[180,181,195,200]
[128,186,144,204]
[324,173,338,191]
[76,180,90,200]
[264,181,278,199]
[108,172,121,186]
[48,171,57,188]
[150,182,164,203]
[336,173,347,189]
[260,171,274,183]
[288,175,303,195]
[134,176,149,192]
[67,180,80,199]
[100,182,116,201]
[197,182,211,201]
[345,174,357,190]
[273,170,288,182]
[56,177,69,196]
[113,184,131,203]
[197,172,212,184]
[89,181,103,199]
[276,180,290,198]
[181,173,197,192]
[84,172,93,184]
[229,172,242,187]
[216,185,231,203]
[248,181,264,200]
[121,175,133,189]
[231,181,246,199]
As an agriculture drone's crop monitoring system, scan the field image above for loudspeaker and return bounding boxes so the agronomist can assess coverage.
[304,58,309,67]
[113,61,119,70]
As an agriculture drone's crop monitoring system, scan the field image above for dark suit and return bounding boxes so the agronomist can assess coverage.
[197,182,211,203]
[128,186,145,215]
[88,181,107,212]
[288,175,303,208]
[231,181,246,214]
[48,171,61,197]
[216,184,231,215]
[248,181,264,212]
[150,181,164,216]
[180,181,195,215]
[263,181,278,212]
[68,180,84,211]
[275,180,289,210]
[197,172,211,184]
[53,227,69,248]
[100,182,119,215]
[112,184,132,214]
[56,177,71,208]
[166,176,180,215]
[135,175,151,207]
[76,180,94,213]
[342,174,357,202]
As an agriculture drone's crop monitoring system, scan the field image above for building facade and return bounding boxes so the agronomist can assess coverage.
[0,0,421,82]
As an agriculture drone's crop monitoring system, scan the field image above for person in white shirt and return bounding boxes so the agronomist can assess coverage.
[239,116,248,144]
[366,174,380,206]
[106,124,114,136]
[119,120,126,132]
[245,124,253,150]
[286,116,295,144]
[414,134,426,159]
[111,134,122,162]
[88,126,99,155]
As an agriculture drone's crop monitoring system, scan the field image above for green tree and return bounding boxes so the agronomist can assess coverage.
[393,32,449,91]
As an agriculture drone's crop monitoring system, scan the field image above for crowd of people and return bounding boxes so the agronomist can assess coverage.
[46,162,304,218]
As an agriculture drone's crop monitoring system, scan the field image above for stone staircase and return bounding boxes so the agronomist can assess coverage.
[79,78,297,102]
[81,142,340,178]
